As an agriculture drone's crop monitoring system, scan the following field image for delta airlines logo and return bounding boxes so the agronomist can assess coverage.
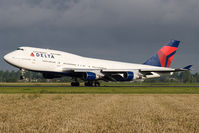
[30,52,55,59]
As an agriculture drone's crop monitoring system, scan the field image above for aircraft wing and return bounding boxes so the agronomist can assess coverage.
[140,65,192,74]
[62,65,192,81]
[63,65,192,73]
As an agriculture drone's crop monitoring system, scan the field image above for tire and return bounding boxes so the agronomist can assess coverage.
[20,76,24,80]
[84,82,93,86]
[84,82,89,86]
[94,82,100,87]
[71,82,80,86]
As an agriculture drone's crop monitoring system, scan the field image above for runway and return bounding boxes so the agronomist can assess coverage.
[0,85,199,88]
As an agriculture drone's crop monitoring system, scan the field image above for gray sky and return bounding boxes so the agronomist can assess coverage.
[0,0,198,72]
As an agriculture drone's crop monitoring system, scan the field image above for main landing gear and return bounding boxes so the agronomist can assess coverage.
[71,78,80,86]
[71,82,80,86]
[70,78,100,87]
[84,81,100,87]
[70,81,100,87]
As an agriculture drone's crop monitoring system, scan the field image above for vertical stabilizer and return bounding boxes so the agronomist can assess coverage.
[144,40,180,67]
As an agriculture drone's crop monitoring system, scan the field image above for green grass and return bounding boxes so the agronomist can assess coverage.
[0,86,199,94]
[0,82,199,94]
[102,82,199,86]
[1,82,199,87]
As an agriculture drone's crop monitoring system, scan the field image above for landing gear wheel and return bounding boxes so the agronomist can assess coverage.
[71,82,80,86]
[94,82,100,87]
[20,75,24,80]
[84,81,100,87]
[84,82,93,86]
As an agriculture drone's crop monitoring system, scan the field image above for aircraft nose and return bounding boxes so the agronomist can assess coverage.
[3,53,12,62]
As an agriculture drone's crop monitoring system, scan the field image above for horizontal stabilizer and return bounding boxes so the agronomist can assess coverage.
[183,65,192,70]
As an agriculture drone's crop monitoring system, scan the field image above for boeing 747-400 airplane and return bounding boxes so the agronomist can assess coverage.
[4,40,192,86]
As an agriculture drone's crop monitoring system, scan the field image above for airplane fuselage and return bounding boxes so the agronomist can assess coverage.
[4,47,172,78]
[4,40,190,86]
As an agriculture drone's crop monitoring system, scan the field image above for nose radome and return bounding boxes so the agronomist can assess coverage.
[3,53,11,62]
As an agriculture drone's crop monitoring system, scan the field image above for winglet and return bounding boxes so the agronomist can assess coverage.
[183,65,193,70]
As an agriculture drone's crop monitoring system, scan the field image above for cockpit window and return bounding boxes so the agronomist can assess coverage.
[17,48,24,51]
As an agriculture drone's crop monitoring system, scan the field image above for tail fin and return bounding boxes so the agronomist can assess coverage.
[144,40,180,67]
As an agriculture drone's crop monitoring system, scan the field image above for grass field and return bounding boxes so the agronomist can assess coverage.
[0,83,199,94]
[0,94,199,133]
[0,83,199,132]
[1,82,199,86]
[0,86,199,94]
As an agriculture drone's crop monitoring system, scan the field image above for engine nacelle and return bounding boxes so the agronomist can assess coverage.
[83,72,103,80]
[124,72,134,81]
[112,72,134,81]
[83,72,97,80]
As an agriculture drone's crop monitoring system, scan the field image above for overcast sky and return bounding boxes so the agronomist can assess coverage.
[0,0,198,72]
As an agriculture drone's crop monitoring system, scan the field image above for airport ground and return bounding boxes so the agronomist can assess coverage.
[0,83,199,133]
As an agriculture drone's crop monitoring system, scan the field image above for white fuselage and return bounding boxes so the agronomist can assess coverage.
[4,47,173,79]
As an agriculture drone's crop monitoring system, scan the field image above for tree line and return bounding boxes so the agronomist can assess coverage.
[0,70,198,83]
[144,71,199,83]
[0,70,71,83]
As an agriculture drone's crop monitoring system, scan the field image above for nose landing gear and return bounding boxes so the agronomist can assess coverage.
[20,69,25,80]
